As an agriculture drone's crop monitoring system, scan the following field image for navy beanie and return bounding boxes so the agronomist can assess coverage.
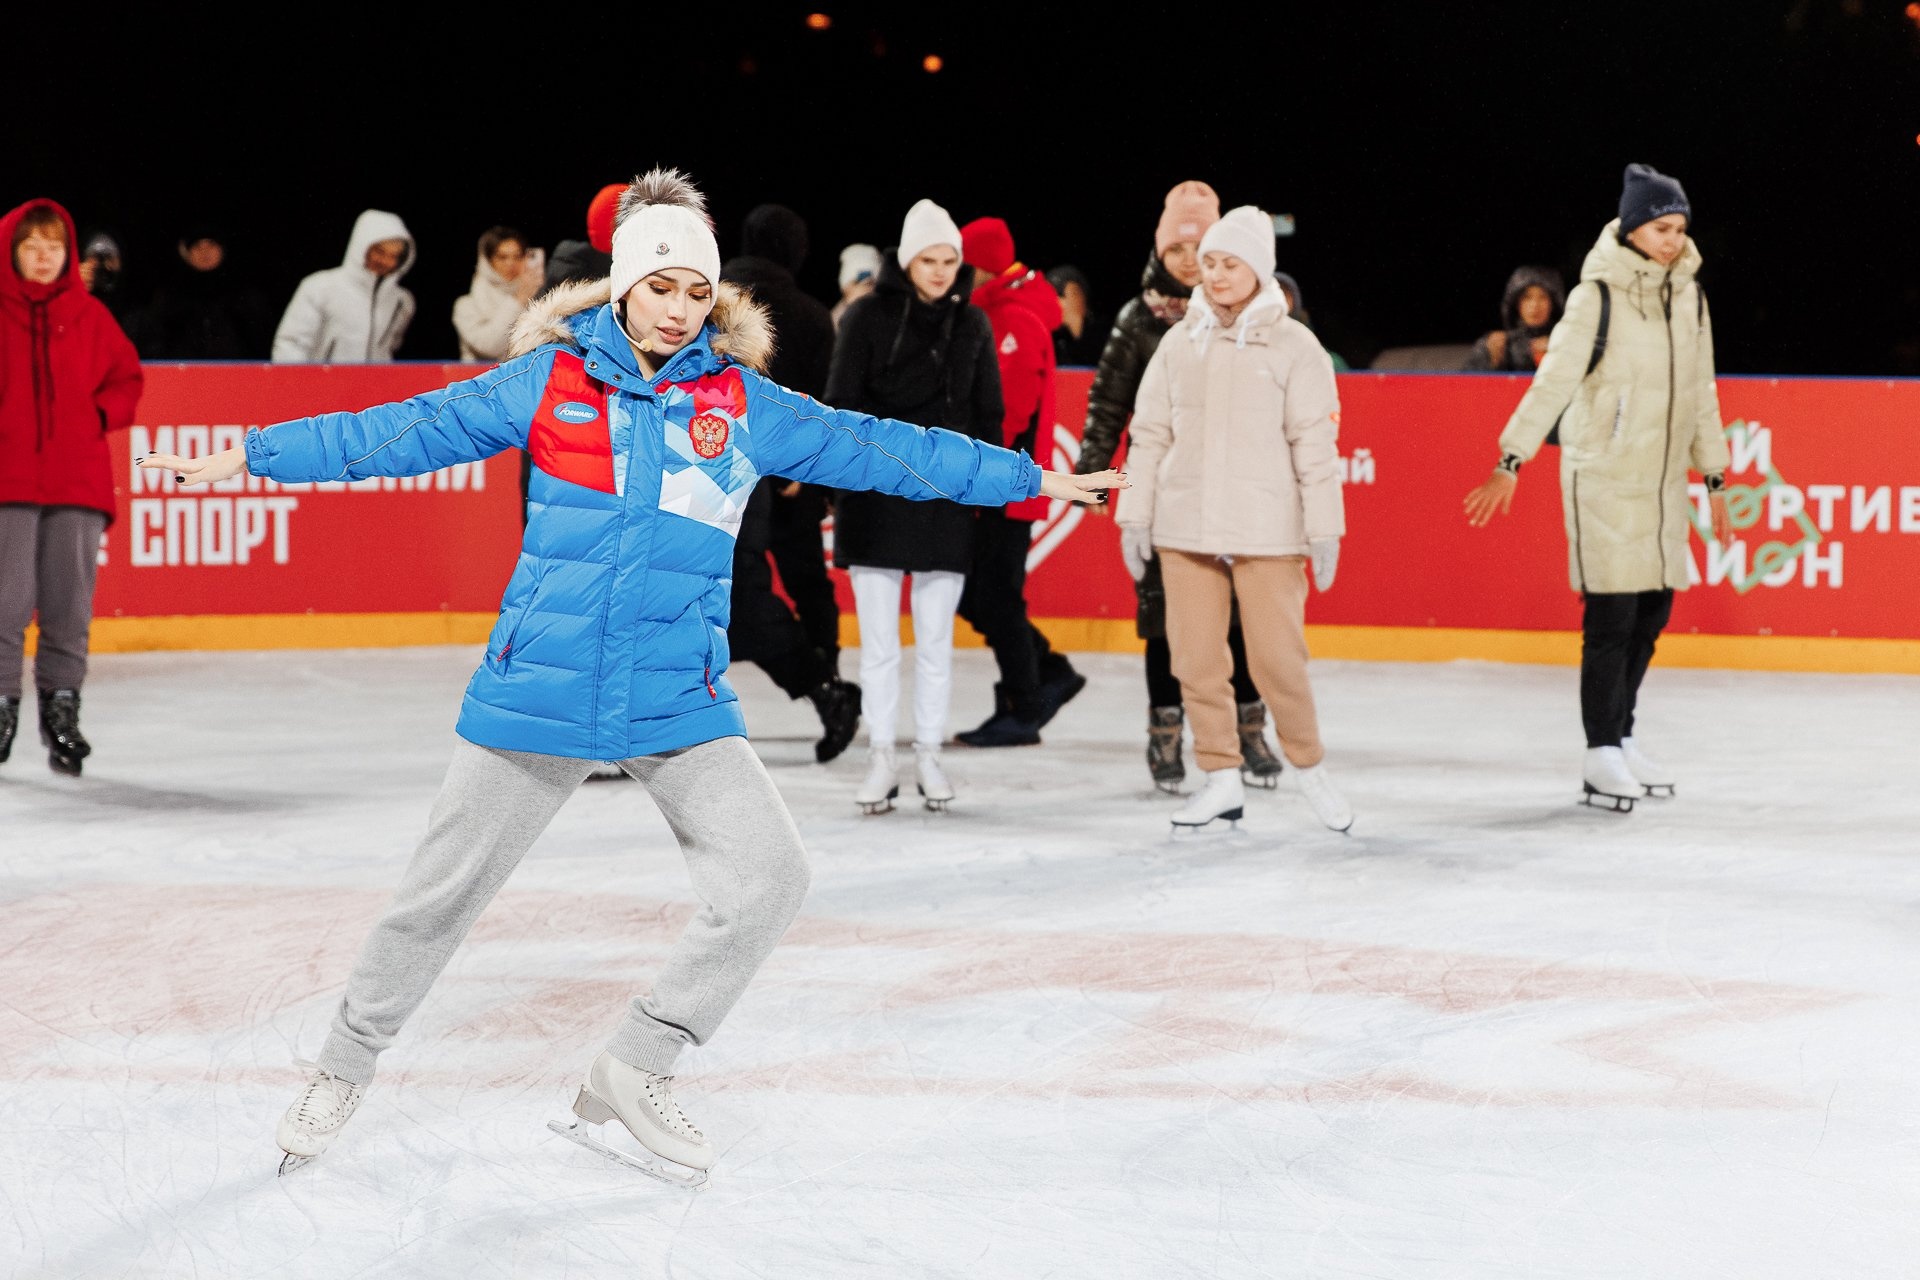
[1618,163,1690,236]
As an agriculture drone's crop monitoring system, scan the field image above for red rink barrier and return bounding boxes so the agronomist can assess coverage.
[76,364,1920,670]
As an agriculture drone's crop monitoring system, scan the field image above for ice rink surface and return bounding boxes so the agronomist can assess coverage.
[4,644,1918,1279]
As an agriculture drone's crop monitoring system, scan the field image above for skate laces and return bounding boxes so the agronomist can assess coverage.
[292,1070,361,1130]
[641,1073,702,1141]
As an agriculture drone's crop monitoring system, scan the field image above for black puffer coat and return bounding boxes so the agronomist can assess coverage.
[825,253,1002,573]
[1075,249,1190,474]
[1075,249,1203,639]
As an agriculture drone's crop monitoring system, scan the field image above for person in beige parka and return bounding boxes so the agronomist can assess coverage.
[1117,205,1352,833]
[1465,163,1734,811]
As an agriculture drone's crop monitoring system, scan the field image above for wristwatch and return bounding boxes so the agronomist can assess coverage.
[1704,472,1727,492]
[1496,453,1523,476]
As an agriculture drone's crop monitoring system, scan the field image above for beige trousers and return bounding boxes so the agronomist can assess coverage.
[1160,550,1325,773]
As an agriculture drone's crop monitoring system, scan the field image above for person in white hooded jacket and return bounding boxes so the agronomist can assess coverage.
[271,209,417,362]
[1116,205,1352,834]
[452,226,546,362]
[1465,163,1733,811]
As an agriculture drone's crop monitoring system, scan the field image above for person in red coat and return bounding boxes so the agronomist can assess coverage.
[0,199,144,775]
[954,216,1088,747]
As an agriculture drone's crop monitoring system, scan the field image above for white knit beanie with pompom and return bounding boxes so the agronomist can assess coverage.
[609,168,722,303]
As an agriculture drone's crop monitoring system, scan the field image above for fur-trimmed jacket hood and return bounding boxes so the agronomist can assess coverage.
[507,277,773,374]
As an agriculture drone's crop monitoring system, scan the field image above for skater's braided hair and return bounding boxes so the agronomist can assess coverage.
[608,167,722,303]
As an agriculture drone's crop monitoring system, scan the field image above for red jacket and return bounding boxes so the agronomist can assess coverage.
[0,199,144,521]
[970,265,1060,521]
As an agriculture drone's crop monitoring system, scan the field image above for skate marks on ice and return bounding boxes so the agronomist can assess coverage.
[0,880,1863,1113]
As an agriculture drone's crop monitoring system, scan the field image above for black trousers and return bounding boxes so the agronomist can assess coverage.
[768,483,841,664]
[955,510,1066,704]
[1580,589,1674,748]
[729,539,832,700]
[1145,630,1259,708]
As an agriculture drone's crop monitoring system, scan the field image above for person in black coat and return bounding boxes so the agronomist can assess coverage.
[720,202,861,763]
[131,227,276,359]
[825,198,1002,813]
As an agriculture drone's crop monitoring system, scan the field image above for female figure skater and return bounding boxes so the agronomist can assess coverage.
[139,169,1122,1185]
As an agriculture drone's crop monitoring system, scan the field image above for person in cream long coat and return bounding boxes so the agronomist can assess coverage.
[1116,205,1353,834]
[1466,163,1733,810]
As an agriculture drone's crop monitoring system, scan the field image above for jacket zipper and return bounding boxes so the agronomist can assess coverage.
[1657,274,1675,584]
[696,602,716,698]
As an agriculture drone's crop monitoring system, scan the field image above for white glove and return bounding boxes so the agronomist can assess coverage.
[1309,537,1340,592]
[1119,524,1155,582]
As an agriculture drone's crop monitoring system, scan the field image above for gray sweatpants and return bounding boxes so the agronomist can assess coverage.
[316,734,812,1086]
[0,505,108,699]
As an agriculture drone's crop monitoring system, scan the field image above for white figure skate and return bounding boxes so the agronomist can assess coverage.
[1620,736,1675,797]
[547,1051,713,1190]
[1171,767,1245,831]
[914,743,954,811]
[276,1059,364,1176]
[856,744,899,815]
[1581,746,1640,813]
[1293,760,1354,833]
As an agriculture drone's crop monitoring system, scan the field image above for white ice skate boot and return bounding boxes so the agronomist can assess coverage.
[1293,760,1354,833]
[1581,746,1640,813]
[914,743,954,811]
[276,1062,365,1175]
[1620,736,1675,797]
[548,1050,713,1188]
[856,744,899,814]
[1171,767,1245,830]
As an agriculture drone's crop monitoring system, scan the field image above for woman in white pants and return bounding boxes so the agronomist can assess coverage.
[824,198,1005,812]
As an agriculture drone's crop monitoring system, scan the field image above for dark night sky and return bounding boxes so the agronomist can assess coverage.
[17,2,1920,374]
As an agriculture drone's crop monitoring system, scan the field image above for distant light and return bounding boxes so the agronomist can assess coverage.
[805,12,831,29]
[1909,1,1919,13]
[922,53,943,73]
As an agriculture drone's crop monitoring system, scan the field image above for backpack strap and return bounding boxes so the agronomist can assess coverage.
[1545,281,1610,448]
[1585,281,1611,376]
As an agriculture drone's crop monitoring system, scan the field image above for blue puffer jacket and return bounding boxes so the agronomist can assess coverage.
[244,280,1042,760]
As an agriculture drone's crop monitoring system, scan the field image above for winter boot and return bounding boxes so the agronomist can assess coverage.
[856,744,899,815]
[1620,736,1675,797]
[0,696,19,764]
[1581,746,1640,813]
[1293,760,1353,832]
[38,688,90,777]
[1171,767,1245,830]
[914,743,955,811]
[1147,706,1186,794]
[1032,657,1088,729]
[1237,701,1284,788]
[955,682,1041,748]
[807,677,862,763]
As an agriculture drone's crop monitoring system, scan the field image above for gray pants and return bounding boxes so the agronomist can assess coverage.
[0,506,108,699]
[317,734,812,1086]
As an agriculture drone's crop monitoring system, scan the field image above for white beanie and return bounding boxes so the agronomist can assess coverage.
[838,243,883,289]
[609,168,722,305]
[895,198,963,269]
[1198,205,1277,281]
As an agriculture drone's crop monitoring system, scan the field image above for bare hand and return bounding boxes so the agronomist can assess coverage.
[1709,491,1732,544]
[137,447,248,487]
[1464,470,1517,527]
[1041,468,1128,506]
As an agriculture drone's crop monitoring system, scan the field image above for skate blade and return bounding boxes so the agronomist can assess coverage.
[1580,785,1635,813]
[858,785,899,815]
[1641,783,1676,798]
[1170,808,1244,834]
[278,1152,315,1177]
[917,785,952,812]
[1241,773,1281,789]
[546,1119,709,1190]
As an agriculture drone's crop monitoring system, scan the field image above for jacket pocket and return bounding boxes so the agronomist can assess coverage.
[694,601,717,699]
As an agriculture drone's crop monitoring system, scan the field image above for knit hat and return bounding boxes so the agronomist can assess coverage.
[838,243,882,289]
[959,217,1016,275]
[586,183,626,256]
[896,198,963,269]
[1155,180,1220,254]
[1618,163,1690,236]
[1198,205,1277,280]
[608,169,720,303]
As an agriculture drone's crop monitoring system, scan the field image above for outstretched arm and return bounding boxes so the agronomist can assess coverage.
[139,352,550,487]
